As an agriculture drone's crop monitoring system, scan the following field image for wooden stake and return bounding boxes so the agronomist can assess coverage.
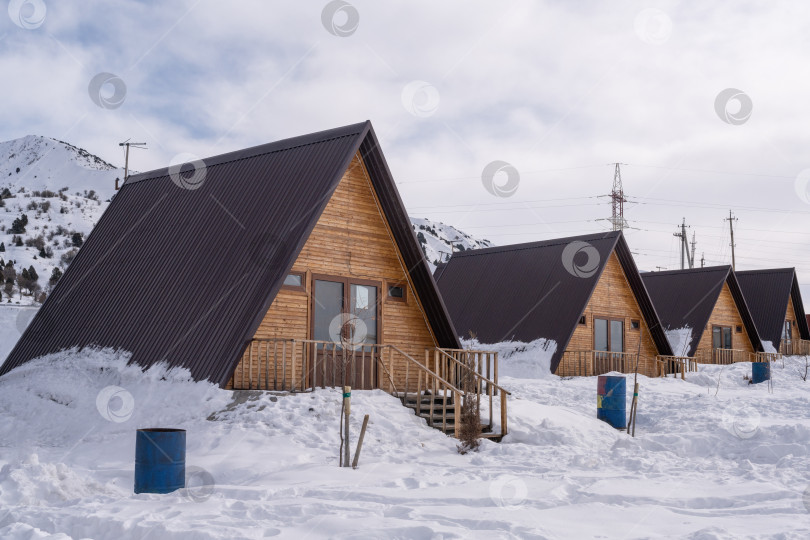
[343,386,351,467]
[352,414,370,469]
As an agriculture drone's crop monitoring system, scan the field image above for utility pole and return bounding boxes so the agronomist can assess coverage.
[655,266,667,272]
[690,232,697,268]
[673,218,693,269]
[117,140,147,190]
[701,252,705,268]
[724,210,738,270]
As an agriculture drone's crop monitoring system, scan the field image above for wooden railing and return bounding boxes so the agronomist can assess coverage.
[429,348,510,439]
[557,350,640,377]
[233,339,509,439]
[751,351,781,363]
[654,355,697,379]
[693,348,781,365]
[694,348,748,365]
[779,339,810,356]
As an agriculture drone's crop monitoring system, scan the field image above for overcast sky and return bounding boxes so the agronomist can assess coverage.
[2,0,810,296]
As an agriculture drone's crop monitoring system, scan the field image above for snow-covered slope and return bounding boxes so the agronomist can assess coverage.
[0,136,123,306]
[410,217,493,270]
[1,135,121,201]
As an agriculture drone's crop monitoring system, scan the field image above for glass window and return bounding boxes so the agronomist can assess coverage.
[314,280,343,343]
[713,326,732,349]
[610,320,624,352]
[283,273,303,287]
[388,285,404,299]
[594,318,608,351]
[351,284,377,346]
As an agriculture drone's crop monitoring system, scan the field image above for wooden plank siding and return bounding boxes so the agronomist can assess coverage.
[555,252,659,377]
[227,152,438,389]
[694,282,755,357]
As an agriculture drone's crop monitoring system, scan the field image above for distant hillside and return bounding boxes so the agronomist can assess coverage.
[410,217,493,271]
[0,136,123,305]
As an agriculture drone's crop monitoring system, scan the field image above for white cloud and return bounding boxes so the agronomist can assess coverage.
[2,0,810,282]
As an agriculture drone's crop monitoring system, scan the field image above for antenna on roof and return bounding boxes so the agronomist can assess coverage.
[116,139,148,190]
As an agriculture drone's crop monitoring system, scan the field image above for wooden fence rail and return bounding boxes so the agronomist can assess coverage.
[779,339,810,356]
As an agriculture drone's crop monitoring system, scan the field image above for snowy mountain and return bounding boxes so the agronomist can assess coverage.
[1,135,121,200]
[410,217,493,271]
[0,136,123,305]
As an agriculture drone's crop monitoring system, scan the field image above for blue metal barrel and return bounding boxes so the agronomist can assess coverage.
[751,362,770,384]
[597,375,627,429]
[134,428,186,494]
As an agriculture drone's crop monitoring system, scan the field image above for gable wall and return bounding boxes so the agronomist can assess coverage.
[228,152,438,389]
[694,282,754,354]
[556,251,659,377]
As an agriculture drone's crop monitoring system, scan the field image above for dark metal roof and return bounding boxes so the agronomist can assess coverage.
[433,230,672,373]
[735,268,810,348]
[1,121,460,385]
[640,266,763,356]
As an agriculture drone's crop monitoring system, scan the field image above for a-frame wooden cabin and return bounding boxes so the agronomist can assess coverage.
[434,231,674,377]
[641,266,766,364]
[736,268,810,355]
[1,121,509,438]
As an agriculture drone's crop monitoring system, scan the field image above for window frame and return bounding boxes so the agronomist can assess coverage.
[281,271,306,292]
[593,316,625,353]
[385,281,407,304]
[630,319,640,330]
[310,273,382,345]
[712,325,733,349]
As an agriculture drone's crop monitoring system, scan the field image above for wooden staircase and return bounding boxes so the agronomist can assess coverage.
[399,390,503,439]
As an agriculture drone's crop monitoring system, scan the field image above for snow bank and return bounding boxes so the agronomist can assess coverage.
[462,337,557,379]
[1,348,810,538]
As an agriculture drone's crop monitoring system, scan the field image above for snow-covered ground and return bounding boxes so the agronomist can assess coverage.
[0,306,36,364]
[1,344,809,539]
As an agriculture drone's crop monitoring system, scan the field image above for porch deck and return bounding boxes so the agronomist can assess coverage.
[231,339,510,440]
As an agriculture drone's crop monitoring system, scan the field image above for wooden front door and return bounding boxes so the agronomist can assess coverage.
[312,277,379,390]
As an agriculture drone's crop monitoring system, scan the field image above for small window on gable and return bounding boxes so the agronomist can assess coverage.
[736,325,742,333]
[631,320,640,330]
[578,315,586,325]
[282,272,305,291]
[387,283,406,303]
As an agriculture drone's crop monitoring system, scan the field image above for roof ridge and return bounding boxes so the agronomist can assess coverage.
[735,268,794,275]
[449,231,620,258]
[642,265,731,277]
[125,122,369,187]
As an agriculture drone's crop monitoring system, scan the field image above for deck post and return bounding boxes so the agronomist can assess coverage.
[500,388,508,438]
[291,340,297,392]
[388,347,394,394]
[454,390,461,438]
